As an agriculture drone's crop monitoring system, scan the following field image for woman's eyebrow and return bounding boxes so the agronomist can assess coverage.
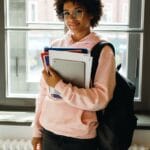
[63,7,82,11]
[74,7,83,9]
[63,9,68,12]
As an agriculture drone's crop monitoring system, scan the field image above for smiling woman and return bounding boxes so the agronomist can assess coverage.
[31,0,116,150]
[54,0,103,27]
[62,2,94,41]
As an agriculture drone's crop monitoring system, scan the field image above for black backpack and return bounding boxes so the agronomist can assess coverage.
[91,41,137,150]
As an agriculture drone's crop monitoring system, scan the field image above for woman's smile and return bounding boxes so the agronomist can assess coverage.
[68,22,80,28]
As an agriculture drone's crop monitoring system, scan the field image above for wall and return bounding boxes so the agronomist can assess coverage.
[0,125,150,147]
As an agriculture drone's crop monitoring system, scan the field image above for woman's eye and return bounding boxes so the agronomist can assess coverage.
[63,11,70,16]
[75,9,83,16]
[76,9,83,13]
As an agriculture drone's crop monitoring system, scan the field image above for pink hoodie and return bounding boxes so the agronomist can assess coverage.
[32,31,116,139]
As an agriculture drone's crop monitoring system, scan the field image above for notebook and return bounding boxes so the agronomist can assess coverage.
[52,59,85,88]
[49,51,92,88]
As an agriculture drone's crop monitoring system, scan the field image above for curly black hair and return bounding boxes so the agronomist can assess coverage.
[53,0,103,27]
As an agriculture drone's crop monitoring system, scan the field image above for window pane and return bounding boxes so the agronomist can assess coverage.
[6,0,26,26]
[6,0,60,27]
[6,30,63,97]
[6,0,143,28]
[101,0,129,24]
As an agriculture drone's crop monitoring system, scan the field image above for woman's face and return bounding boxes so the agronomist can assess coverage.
[63,1,93,34]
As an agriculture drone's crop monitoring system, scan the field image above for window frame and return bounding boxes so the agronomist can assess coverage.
[134,0,150,113]
[0,0,149,112]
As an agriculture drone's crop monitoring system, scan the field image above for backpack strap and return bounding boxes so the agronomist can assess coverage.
[91,41,115,123]
[91,41,115,82]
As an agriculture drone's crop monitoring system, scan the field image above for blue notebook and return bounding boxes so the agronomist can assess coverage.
[44,47,88,54]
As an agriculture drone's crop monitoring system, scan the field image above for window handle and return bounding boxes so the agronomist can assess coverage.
[134,57,139,79]
[16,56,19,77]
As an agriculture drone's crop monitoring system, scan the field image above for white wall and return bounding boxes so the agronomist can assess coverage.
[0,125,32,140]
[132,129,150,147]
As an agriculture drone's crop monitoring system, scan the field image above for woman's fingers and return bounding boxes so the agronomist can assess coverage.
[32,137,42,150]
[48,66,58,76]
[33,144,36,150]
[42,67,61,87]
[42,67,55,76]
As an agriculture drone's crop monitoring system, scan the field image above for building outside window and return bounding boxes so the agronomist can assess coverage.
[27,1,38,23]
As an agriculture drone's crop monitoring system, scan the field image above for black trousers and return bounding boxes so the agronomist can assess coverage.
[42,128,98,150]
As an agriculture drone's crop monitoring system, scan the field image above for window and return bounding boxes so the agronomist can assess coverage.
[0,0,149,112]
[5,0,64,99]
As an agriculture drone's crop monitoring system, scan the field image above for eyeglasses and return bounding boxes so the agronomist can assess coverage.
[63,8,84,20]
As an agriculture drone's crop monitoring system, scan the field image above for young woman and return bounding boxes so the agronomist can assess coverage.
[32,0,116,150]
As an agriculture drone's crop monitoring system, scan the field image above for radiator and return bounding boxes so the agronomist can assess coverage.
[0,139,149,150]
[0,139,32,150]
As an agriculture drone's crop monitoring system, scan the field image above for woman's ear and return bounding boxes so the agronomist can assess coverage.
[89,15,94,20]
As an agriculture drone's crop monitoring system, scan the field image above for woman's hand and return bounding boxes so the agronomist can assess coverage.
[32,137,42,150]
[42,67,61,87]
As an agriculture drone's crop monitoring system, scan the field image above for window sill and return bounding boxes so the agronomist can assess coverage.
[136,114,150,130]
[0,111,150,129]
[0,111,34,126]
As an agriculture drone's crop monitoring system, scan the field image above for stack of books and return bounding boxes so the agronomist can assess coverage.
[41,47,93,99]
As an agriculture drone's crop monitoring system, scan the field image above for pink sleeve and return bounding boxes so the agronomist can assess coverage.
[32,77,49,137]
[55,46,116,111]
